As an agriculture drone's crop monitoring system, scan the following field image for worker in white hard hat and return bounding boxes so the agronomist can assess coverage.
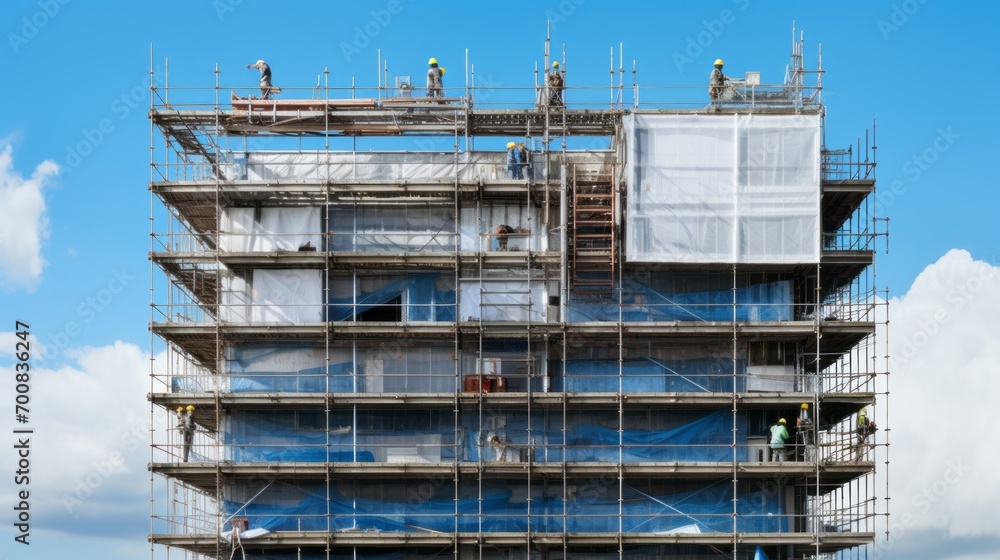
[769,417,790,462]
[708,58,729,103]
[177,405,195,462]
[546,61,565,107]
[796,403,815,461]
[426,57,444,98]
[247,59,273,99]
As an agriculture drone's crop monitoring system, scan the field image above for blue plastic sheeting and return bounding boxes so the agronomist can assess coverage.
[241,554,405,560]
[227,344,354,393]
[224,480,785,535]
[225,410,456,463]
[554,357,746,393]
[568,279,792,322]
[327,273,456,322]
[463,408,748,463]
[225,408,750,464]
[540,409,742,463]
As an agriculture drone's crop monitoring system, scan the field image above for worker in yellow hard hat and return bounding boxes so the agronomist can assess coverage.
[854,408,877,461]
[769,417,790,462]
[427,57,444,98]
[709,58,729,103]
[506,141,522,179]
[177,405,195,462]
[546,61,565,107]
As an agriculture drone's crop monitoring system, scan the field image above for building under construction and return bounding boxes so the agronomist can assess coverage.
[148,30,888,560]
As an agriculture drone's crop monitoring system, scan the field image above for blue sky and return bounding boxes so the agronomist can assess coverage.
[0,1,998,559]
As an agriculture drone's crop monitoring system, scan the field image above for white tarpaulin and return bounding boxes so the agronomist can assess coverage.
[220,207,321,252]
[459,280,546,322]
[624,114,820,264]
[251,270,323,323]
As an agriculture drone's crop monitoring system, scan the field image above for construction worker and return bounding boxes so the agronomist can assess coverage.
[517,142,531,180]
[177,405,195,462]
[769,418,789,462]
[796,403,815,461]
[506,141,522,179]
[247,59,273,99]
[494,224,514,251]
[546,61,565,107]
[854,408,877,461]
[708,58,729,103]
[427,57,444,97]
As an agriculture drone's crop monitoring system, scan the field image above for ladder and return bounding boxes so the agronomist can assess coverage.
[570,165,615,294]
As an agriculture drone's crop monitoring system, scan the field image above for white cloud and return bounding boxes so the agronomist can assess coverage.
[0,340,164,540]
[0,141,59,291]
[881,249,1000,555]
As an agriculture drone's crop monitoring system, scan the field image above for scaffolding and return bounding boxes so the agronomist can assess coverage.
[148,28,887,560]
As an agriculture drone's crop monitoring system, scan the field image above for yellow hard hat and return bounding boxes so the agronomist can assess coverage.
[428,57,438,65]
[440,67,446,76]
[176,406,184,413]
[186,405,195,412]
[552,61,559,68]
[801,403,809,409]
[860,408,867,415]
[506,142,516,149]
[778,418,786,424]
[714,59,724,66]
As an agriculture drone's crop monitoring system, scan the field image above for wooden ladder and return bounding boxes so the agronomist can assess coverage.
[570,165,615,295]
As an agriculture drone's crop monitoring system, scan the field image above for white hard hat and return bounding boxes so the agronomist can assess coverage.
[255,60,266,66]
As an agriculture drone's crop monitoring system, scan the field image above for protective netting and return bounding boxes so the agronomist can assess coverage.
[568,279,792,322]
[624,113,821,264]
[217,269,793,327]
[222,408,750,464]
[554,357,746,393]
[189,343,751,395]
[223,479,784,534]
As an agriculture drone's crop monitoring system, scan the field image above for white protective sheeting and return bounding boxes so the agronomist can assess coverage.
[221,207,321,252]
[459,205,546,252]
[459,280,546,322]
[624,114,820,264]
[251,270,323,323]
[220,275,250,323]
[244,151,550,183]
